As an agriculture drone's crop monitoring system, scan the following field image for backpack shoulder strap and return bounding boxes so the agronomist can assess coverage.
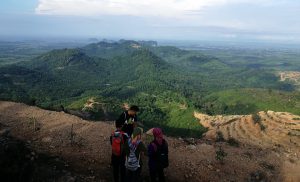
[124,112,128,124]
[136,141,141,165]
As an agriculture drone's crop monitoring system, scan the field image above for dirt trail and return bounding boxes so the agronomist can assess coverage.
[1,101,299,182]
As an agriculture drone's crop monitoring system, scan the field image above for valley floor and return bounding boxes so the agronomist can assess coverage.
[0,101,299,182]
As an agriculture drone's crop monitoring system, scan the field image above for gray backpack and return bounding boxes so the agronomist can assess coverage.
[125,139,141,171]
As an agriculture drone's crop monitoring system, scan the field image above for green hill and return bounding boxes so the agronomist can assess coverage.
[201,88,300,115]
[0,40,299,137]
[0,45,205,137]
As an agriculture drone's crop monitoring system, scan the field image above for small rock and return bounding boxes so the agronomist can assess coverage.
[216,169,220,172]
[187,145,197,150]
[42,137,52,143]
[208,164,214,170]
[184,138,196,145]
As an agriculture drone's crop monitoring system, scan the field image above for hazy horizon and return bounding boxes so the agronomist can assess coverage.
[1,0,300,44]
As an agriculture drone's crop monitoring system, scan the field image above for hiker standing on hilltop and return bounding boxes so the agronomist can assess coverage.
[148,128,169,182]
[111,105,139,182]
[110,123,127,182]
[124,127,147,182]
[116,105,139,137]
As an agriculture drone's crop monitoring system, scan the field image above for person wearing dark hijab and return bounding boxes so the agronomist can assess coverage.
[148,128,169,182]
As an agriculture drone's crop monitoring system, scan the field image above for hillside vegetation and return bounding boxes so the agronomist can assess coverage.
[0,40,299,137]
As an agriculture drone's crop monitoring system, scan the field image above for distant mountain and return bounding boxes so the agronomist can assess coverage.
[82,40,157,58]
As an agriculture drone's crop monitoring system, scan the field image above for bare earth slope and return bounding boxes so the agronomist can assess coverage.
[0,101,299,182]
[195,111,300,182]
[194,111,300,151]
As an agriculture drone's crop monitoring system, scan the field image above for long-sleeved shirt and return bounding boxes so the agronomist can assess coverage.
[115,111,137,137]
[148,139,168,170]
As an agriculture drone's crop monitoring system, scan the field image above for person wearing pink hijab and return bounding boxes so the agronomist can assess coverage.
[148,128,169,182]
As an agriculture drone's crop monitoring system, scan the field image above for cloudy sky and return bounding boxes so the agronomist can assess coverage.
[0,0,299,42]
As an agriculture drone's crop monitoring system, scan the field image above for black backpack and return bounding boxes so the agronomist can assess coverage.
[151,139,169,168]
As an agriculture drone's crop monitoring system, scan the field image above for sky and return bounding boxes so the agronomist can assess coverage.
[0,0,299,43]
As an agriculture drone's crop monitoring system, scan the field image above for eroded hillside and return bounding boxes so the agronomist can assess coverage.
[195,111,300,150]
[0,101,299,182]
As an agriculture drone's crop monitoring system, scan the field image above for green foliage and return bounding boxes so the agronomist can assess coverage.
[252,113,261,124]
[202,89,300,115]
[252,113,266,131]
[1,40,300,138]
[216,131,225,142]
[215,146,227,164]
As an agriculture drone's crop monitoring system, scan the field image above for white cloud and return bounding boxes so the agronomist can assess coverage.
[35,0,236,17]
[34,0,298,35]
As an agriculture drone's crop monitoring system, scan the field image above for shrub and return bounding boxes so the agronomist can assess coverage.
[216,131,225,142]
[260,124,266,131]
[215,146,227,164]
[227,137,239,147]
[252,113,266,131]
[252,113,261,124]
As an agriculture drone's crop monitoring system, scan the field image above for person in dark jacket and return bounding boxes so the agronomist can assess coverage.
[116,105,139,137]
[148,128,168,182]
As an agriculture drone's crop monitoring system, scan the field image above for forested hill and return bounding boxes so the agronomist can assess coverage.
[0,40,299,137]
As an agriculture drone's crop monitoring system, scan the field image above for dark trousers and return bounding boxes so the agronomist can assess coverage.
[112,155,126,182]
[150,168,165,182]
[127,167,142,182]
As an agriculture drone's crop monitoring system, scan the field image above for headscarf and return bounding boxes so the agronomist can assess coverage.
[132,127,143,138]
[153,128,163,145]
